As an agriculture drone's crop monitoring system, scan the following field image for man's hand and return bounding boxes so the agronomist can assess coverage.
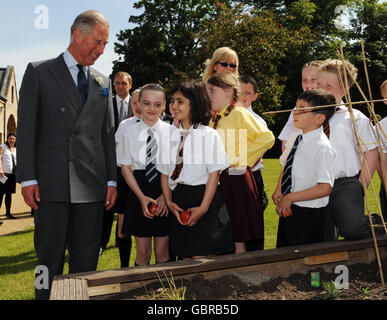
[21,184,40,209]
[105,186,117,211]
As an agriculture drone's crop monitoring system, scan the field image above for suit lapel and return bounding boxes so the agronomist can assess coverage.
[48,54,83,110]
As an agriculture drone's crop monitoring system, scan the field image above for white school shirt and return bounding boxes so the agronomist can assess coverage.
[278,108,297,142]
[282,105,378,180]
[374,117,387,154]
[156,124,229,187]
[280,127,336,208]
[0,144,16,174]
[115,116,142,144]
[246,106,268,171]
[116,119,177,170]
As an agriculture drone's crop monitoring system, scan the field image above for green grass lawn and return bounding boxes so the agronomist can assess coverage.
[0,159,382,300]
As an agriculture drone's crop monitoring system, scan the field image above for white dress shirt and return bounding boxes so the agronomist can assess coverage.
[278,108,297,142]
[375,117,387,154]
[280,127,336,208]
[0,144,16,174]
[246,106,268,171]
[282,105,377,180]
[116,119,177,170]
[157,124,229,187]
[63,49,88,85]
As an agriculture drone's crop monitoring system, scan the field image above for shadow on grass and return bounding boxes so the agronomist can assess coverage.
[0,251,37,276]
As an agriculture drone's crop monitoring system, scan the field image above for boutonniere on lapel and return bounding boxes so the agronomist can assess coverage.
[95,77,109,96]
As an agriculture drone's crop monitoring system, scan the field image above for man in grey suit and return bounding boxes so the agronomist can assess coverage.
[17,10,117,300]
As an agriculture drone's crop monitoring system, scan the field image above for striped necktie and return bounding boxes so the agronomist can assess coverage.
[171,131,190,181]
[145,128,158,183]
[281,134,303,196]
[77,64,88,105]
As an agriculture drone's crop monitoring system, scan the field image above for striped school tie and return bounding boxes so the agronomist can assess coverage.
[281,134,303,196]
[77,64,88,105]
[170,130,190,181]
[145,128,158,183]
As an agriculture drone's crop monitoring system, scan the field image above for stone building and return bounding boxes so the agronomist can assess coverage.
[0,66,18,143]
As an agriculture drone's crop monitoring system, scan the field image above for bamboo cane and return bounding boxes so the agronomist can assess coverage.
[262,98,387,115]
[337,43,385,286]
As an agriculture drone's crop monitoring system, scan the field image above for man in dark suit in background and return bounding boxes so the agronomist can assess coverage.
[99,71,133,266]
[112,71,133,131]
[17,10,117,300]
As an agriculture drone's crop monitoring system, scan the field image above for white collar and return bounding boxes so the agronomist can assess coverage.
[301,126,323,143]
[63,49,88,73]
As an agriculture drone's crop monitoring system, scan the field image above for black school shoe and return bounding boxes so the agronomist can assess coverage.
[5,213,16,219]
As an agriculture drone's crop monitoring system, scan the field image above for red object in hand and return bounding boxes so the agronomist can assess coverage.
[284,208,292,217]
[148,203,158,215]
[180,210,191,224]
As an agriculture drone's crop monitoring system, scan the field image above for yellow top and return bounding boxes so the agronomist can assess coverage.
[209,105,275,168]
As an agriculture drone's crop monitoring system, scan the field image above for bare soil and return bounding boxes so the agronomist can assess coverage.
[111,258,387,300]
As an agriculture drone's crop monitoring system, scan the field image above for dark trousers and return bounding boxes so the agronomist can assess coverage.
[380,184,387,222]
[324,175,370,241]
[33,201,104,300]
[246,169,266,251]
[100,208,115,249]
[276,204,327,248]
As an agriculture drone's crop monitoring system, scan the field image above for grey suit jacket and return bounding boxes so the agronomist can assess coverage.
[17,53,117,203]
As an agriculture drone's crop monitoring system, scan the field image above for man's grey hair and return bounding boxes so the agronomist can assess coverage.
[70,10,109,41]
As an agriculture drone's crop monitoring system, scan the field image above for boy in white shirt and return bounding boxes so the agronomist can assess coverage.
[273,90,336,247]
[315,59,379,240]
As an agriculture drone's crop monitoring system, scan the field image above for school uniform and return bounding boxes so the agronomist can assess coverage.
[277,127,336,247]
[375,117,387,220]
[278,108,301,142]
[115,115,143,214]
[246,106,269,250]
[116,119,174,237]
[283,105,378,240]
[157,124,235,256]
[209,105,275,242]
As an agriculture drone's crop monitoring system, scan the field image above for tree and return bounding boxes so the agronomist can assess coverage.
[199,4,315,157]
[341,0,387,118]
[113,0,232,91]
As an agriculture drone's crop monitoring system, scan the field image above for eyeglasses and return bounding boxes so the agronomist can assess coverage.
[216,61,237,69]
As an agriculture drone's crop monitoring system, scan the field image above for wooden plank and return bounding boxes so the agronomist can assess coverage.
[56,278,64,300]
[50,277,58,300]
[55,237,387,289]
[81,279,89,300]
[63,278,70,300]
[304,251,349,265]
[77,237,387,287]
[69,278,76,300]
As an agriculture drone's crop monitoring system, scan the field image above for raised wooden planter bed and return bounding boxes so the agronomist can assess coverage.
[50,236,387,300]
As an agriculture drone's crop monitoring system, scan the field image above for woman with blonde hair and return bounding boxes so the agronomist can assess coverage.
[205,72,275,253]
[202,47,239,83]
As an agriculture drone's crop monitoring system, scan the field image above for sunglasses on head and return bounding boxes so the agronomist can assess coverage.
[216,61,237,69]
